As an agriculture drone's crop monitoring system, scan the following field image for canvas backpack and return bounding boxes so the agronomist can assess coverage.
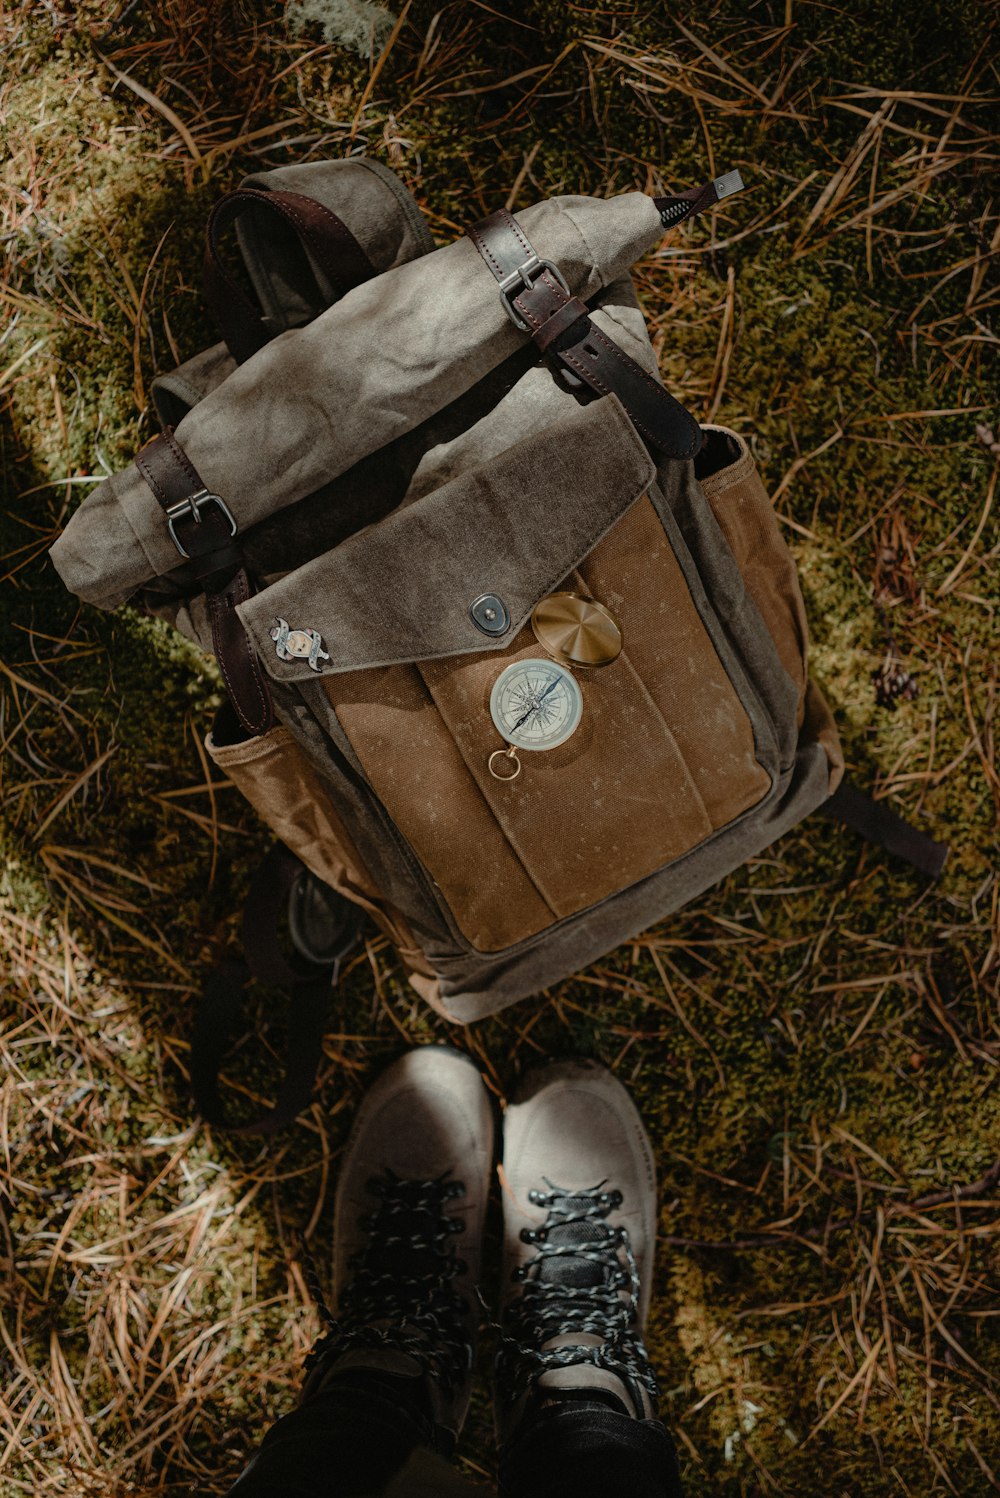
[50,157,947,1132]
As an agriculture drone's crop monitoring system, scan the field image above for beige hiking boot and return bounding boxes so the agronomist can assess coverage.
[496,1059,660,1439]
[303,1047,496,1446]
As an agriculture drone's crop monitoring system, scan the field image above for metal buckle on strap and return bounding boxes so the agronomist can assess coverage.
[498,254,570,332]
[165,488,237,558]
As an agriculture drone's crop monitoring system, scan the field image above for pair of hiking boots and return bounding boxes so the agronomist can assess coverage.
[302,1048,661,1459]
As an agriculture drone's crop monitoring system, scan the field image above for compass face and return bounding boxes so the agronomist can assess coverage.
[489,658,583,752]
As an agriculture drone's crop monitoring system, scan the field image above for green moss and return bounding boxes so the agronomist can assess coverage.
[1,0,997,1493]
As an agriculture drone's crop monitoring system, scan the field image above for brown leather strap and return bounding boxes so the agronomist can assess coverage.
[821,778,949,878]
[135,425,202,503]
[134,429,273,737]
[203,187,375,364]
[465,209,702,459]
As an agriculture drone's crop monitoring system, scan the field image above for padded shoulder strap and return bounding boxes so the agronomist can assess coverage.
[204,187,376,364]
[821,777,949,878]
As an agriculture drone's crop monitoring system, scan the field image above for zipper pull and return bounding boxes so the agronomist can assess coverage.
[654,169,745,229]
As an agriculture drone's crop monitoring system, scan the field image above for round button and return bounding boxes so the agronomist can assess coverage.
[470,593,510,637]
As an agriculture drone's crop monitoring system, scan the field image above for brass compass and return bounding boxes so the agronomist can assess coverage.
[486,592,623,781]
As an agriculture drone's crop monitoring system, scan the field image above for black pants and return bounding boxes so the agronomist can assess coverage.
[225,1374,685,1497]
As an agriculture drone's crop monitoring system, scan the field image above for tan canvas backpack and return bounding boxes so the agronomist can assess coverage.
[50,158,947,1131]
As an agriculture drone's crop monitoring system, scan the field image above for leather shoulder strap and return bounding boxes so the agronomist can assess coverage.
[821,777,949,878]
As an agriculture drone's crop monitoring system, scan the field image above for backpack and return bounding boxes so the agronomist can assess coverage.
[50,158,947,1131]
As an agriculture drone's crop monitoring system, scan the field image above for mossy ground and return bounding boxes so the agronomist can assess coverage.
[1,2,997,1494]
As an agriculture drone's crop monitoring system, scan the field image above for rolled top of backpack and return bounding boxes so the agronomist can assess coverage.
[50,190,666,611]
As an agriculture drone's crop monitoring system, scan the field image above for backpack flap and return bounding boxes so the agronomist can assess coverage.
[237,395,655,677]
[51,191,667,613]
[236,395,781,957]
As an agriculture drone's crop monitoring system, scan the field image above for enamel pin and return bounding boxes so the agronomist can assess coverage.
[270,618,330,672]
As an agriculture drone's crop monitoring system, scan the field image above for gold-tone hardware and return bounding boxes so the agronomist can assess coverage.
[489,745,522,782]
[530,592,622,668]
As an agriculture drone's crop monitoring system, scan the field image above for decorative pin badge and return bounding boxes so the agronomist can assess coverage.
[270,618,330,672]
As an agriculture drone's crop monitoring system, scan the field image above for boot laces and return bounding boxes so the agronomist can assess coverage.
[306,1169,472,1395]
[497,1181,658,1402]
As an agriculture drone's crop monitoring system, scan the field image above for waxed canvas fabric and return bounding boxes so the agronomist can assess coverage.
[49,159,843,1023]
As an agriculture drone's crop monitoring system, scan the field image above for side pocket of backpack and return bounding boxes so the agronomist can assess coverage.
[204,713,439,978]
[695,425,809,721]
[694,425,843,786]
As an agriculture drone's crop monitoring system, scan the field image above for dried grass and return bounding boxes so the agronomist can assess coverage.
[1,0,998,1493]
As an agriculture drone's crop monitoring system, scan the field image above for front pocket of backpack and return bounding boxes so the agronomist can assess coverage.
[205,718,411,941]
[240,397,777,954]
[318,500,774,954]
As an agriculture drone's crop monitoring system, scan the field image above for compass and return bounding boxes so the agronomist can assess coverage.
[488,658,583,780]
[530,592,622,668]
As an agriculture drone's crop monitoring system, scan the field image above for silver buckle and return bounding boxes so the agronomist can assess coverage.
[165,488,237,558]
[498,255,570,332]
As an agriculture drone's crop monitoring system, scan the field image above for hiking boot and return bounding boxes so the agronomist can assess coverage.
[303,1046,495,1447]
[496,1059,659,1440]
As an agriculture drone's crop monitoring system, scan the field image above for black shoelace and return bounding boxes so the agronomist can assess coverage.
[306,1169,472,1396]
[496,1182,659,1405]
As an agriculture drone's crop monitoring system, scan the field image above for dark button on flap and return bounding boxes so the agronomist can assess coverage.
[239,395,656,679]
[470,594,510,635]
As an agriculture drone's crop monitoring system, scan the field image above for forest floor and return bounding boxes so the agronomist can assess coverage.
[0,1,997,1494]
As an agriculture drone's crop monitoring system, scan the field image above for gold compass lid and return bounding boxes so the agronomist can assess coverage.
[530,592,623,668]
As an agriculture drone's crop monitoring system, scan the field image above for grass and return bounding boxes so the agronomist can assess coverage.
[1,1,998,1493]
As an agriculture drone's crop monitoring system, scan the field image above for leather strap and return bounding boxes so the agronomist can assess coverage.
[203,187,375,364]
[465,209,702,459]
[822,778,949,878]
[134,429,273,737]
[190,846,364,1137]
[191,958,331,1138]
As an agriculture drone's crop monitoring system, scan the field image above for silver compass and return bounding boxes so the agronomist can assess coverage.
[488,658,583,780]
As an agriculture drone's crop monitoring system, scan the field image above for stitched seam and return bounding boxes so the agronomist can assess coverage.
[500,210,534,260]
[212,575,269,732]
[535,299,587,348]
[135,451,166,505]
[279,192,367,255]
[161,431,202,489]
[468,223,505,280]
[273,194,372,285]
[568,327,700,456]
[512,267,567,330]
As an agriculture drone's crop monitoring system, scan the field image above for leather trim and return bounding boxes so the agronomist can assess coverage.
[466,208,702,459]
[134,430,273,736]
